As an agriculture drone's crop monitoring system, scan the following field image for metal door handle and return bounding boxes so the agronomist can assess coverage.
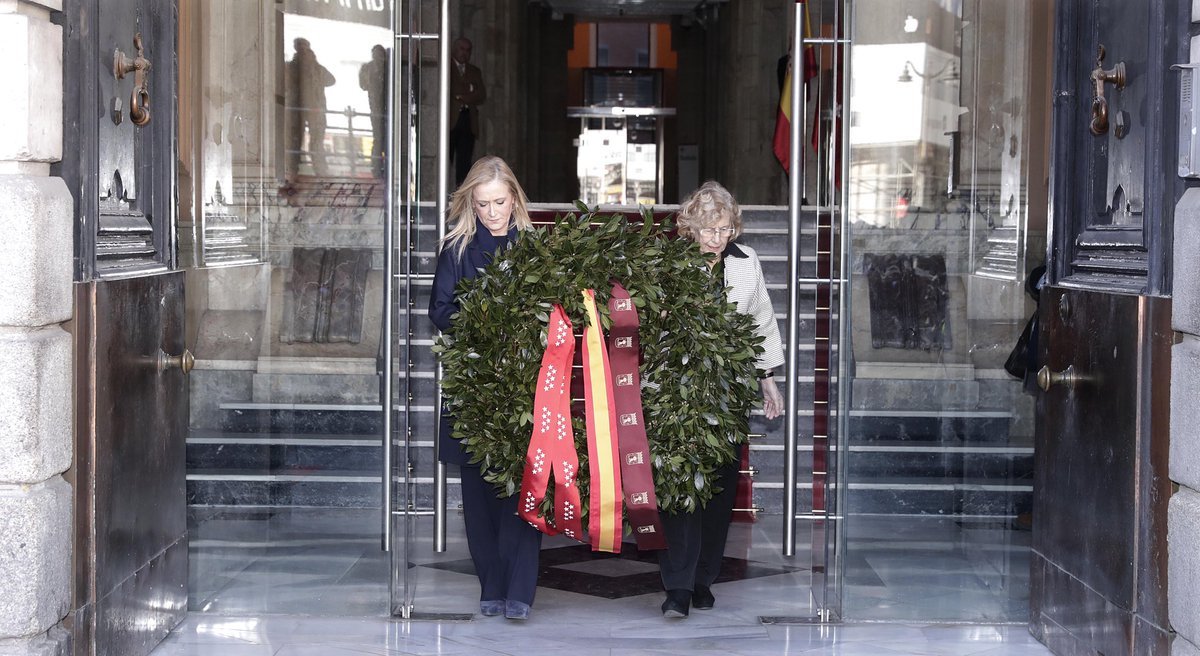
[114,33,152,126]
[1089,45,1126,135]
[1037,364,1080,392]
[158,349,194,375]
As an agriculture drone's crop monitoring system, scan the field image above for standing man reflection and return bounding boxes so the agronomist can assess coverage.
[359,44,389,179]
[449,37,486,186]
[285,37,336,179]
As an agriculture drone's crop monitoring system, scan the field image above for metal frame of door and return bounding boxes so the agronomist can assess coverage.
[384,0,453,619]
[776,0,851,624]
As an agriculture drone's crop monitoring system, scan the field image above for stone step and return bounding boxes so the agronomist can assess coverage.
[843,477,1032,517]
[187,431,383,472]
[218,403,384,434]
[188,409,1028,518]
[848,409,1013,444]
[185,467,1030,518]
[749,440,1031,482]
[186,469,381,507]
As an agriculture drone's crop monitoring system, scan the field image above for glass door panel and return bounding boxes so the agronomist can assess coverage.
[840,0,1051,622]
[388,0,473,619]
[178,0,393,616]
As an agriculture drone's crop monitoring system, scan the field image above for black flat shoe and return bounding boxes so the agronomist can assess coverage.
[692,585,715,610]
[661,589,690,618]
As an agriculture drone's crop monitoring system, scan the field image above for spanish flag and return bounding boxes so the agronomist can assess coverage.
[773,2,819,174]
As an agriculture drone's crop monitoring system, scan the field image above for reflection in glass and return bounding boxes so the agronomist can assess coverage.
[842,0,1051,622]
[178,0,392,617]
[283,13,391,182]
[284,37,335,180]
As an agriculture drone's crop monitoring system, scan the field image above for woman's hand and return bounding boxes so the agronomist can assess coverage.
[760,376,783,420]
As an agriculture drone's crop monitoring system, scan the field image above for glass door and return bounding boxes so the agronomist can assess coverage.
[179,0,394,616]
[385,0,852,625]
[837,0,1052,622]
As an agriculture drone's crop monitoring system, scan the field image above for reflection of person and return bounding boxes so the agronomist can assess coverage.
[429,156,540,621]
[285,38,335,179]
[658,181,785,619]
[449,37,486,186]
[359,44,388,178]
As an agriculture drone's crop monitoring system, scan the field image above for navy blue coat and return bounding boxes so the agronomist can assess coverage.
[429,220,518,465]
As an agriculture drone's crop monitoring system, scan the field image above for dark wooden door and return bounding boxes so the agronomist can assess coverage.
[1032,289,1171,656]
[58,1,187,655]
[70,273,188,656]
[1031,0,1186,654]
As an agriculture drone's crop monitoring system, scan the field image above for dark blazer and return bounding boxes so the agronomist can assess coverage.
[429,221,517,464]
[449,60,486,136]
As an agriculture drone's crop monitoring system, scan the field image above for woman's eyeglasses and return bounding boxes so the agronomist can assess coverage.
[698,226,736,238]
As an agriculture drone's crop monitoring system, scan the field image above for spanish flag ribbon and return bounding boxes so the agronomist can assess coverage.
[517,305,584,540]
[581,288,624,553]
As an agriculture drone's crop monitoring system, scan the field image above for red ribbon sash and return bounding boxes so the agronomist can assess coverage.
[607,283,666,549]
[517,305,584,540]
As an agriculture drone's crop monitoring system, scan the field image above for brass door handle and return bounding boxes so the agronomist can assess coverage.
[114,33,152,126]
[1089,45,1126,135]
[159,349,195,375]
[1037,364,1080,392]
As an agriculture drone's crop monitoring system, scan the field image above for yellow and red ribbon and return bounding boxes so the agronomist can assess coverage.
[581,288,623,553]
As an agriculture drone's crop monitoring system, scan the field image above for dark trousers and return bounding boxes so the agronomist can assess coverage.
[449,109,475,185]
[459,464,543,605]
[658,446,743,592]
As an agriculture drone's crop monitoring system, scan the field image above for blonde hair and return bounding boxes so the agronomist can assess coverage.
[441,156,533,259]
[675,180,744,241]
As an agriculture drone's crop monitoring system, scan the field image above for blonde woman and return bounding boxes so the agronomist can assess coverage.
[658,180,785,618]
[429,155,538,620]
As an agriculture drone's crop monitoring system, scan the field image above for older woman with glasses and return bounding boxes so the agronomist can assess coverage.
[658,180,785,619]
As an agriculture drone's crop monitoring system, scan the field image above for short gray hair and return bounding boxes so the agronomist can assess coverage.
[676,180,743,241]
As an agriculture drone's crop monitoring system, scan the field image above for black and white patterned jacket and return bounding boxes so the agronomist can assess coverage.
[720,242,785,376]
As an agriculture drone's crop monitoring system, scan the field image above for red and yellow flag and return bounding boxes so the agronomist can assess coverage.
[773,1,819,174]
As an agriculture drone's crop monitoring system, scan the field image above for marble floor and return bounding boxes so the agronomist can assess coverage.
[152,507,1052,655]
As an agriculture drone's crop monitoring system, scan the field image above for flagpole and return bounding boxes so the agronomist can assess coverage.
[783,0,805,559]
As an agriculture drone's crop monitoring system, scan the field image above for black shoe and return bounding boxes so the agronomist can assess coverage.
[692,585,715,610]
[661,589,690,618]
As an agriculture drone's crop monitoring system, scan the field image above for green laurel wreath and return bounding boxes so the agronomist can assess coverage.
[434,208,764,520]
